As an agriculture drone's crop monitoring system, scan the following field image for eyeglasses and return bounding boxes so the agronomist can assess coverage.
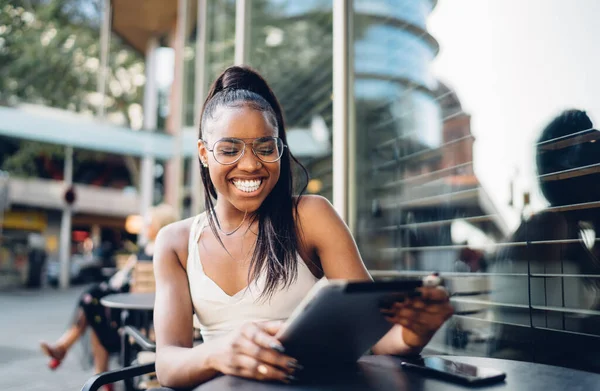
[202,136,287,165]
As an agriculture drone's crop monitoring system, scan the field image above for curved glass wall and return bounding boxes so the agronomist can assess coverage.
[354,0,435,29]
[204,0,236,93]
[353,0,600,373]
[247,0,334,200]
[352,0,442,270]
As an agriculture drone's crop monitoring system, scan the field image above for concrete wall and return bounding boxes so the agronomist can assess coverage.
[8,178,140,217]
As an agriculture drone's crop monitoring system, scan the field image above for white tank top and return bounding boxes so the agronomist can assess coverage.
[186,212,319,342]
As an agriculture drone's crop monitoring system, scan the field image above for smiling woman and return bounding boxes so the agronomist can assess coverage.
[196,68,308,301]
[151,66,452,389]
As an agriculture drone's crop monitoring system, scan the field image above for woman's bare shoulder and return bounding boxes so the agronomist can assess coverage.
[155,216,197,268]
[294,194,336,221]
[293,194,339,238]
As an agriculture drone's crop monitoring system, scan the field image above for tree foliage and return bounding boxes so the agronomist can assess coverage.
[0,0,144,182]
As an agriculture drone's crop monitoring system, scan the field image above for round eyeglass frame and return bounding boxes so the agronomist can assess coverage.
[201,136,287,165]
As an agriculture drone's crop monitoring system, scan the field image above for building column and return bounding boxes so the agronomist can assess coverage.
[191,0,208,215]
[164,0,188,213]
[90,224,101,248]
[234,0,250,65]
[98,0,111,119]
[139,37,159,244]
[59,146,73,289]
[332,0,354,227]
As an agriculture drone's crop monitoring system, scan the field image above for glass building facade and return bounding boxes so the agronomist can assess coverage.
[351,0,444,271]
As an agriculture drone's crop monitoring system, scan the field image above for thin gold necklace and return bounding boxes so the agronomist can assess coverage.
[212,209,248,236]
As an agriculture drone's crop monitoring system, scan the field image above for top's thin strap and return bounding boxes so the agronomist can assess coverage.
[193,212,207,244]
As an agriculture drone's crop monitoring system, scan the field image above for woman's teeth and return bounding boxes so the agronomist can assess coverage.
[232,179,262,193]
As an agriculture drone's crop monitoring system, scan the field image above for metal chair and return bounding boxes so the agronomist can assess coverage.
[82,319,203,391]
[81,326,156,391]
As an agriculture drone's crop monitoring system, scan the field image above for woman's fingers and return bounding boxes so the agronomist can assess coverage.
[240,322,285,352]
[387,300,453,315]
[260,320,285,336]
[418,286,450,302]
[231,354,293,383]
[383,301,454,331]
[386,308,450,326]
[235,336,299,373]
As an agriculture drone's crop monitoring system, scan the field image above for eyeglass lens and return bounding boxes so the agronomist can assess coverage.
[212,137,284,164]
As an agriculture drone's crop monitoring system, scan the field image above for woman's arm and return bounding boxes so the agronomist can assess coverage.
[297,195,452,356]
[153,222,221,388]
[154,222,299,388]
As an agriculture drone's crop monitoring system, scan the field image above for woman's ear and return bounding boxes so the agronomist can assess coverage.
[198,139,209,167]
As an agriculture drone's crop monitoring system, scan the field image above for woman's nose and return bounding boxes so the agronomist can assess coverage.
[237,145,261,171]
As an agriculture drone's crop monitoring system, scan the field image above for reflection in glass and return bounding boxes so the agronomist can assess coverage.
[490,110,600,369]
[352,0,600,373]
[247,0,333,199]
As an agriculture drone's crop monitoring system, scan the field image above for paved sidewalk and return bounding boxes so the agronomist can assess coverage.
[0,286,118,391]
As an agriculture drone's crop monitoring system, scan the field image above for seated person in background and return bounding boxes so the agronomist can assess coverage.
[490,110,600,370]
[152,65,454,389]
[40,204,177,382]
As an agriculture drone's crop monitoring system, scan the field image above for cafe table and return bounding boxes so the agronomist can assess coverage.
[150,355,600,391]
[100,292,155,311]
[101,292,156,391]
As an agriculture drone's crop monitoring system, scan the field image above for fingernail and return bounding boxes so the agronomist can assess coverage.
[287,360,303,370]
[286,374,298,382]
[269,342,285,353]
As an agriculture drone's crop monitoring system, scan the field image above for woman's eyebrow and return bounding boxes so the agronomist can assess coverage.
[219,136,274,142]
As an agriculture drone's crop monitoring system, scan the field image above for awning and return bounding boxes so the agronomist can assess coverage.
[110,0,197,53]
[0,105,332,160]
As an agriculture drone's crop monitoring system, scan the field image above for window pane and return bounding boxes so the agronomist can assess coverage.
[247,0,333,199]
[204,0,236,93]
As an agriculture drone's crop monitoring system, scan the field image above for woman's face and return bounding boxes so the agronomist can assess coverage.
[198,105,281,214]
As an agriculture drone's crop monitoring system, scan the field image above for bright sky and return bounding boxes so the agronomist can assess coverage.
[428,0,600,230]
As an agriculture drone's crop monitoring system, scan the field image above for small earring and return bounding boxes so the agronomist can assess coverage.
[202,161,208,168]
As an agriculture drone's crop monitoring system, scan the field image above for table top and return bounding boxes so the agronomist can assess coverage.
[150,355,600,391]
[100,292,155,310]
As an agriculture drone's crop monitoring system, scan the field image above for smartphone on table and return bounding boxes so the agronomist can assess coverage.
[401,357,506,386]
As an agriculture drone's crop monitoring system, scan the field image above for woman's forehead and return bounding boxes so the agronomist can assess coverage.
[204,106,277,141]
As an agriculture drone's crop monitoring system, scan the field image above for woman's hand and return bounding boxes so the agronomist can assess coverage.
[208,321,301,383]
[381,285,454,350]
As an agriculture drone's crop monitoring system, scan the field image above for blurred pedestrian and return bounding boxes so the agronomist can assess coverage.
[39,203,177,390]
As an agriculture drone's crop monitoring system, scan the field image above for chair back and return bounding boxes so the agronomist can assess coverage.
[131,262,155,293]
[115,254,131,270]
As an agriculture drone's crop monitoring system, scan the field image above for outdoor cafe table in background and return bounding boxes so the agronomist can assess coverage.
[101,292,156,391]
[150,355,600,391]
[100,292,155,312]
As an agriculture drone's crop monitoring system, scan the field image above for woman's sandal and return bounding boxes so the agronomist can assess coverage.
[40,342,66,370]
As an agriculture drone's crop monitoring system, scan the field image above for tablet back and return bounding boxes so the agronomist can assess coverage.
[278,280,422,367]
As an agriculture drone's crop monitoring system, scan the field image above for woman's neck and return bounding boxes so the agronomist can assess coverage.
[213,201,253,232]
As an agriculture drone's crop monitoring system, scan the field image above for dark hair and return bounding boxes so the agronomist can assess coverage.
[536,109,600,207]
[198,65,309,300]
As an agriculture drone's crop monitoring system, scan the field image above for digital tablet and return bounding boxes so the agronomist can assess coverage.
[276,276,441,367]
